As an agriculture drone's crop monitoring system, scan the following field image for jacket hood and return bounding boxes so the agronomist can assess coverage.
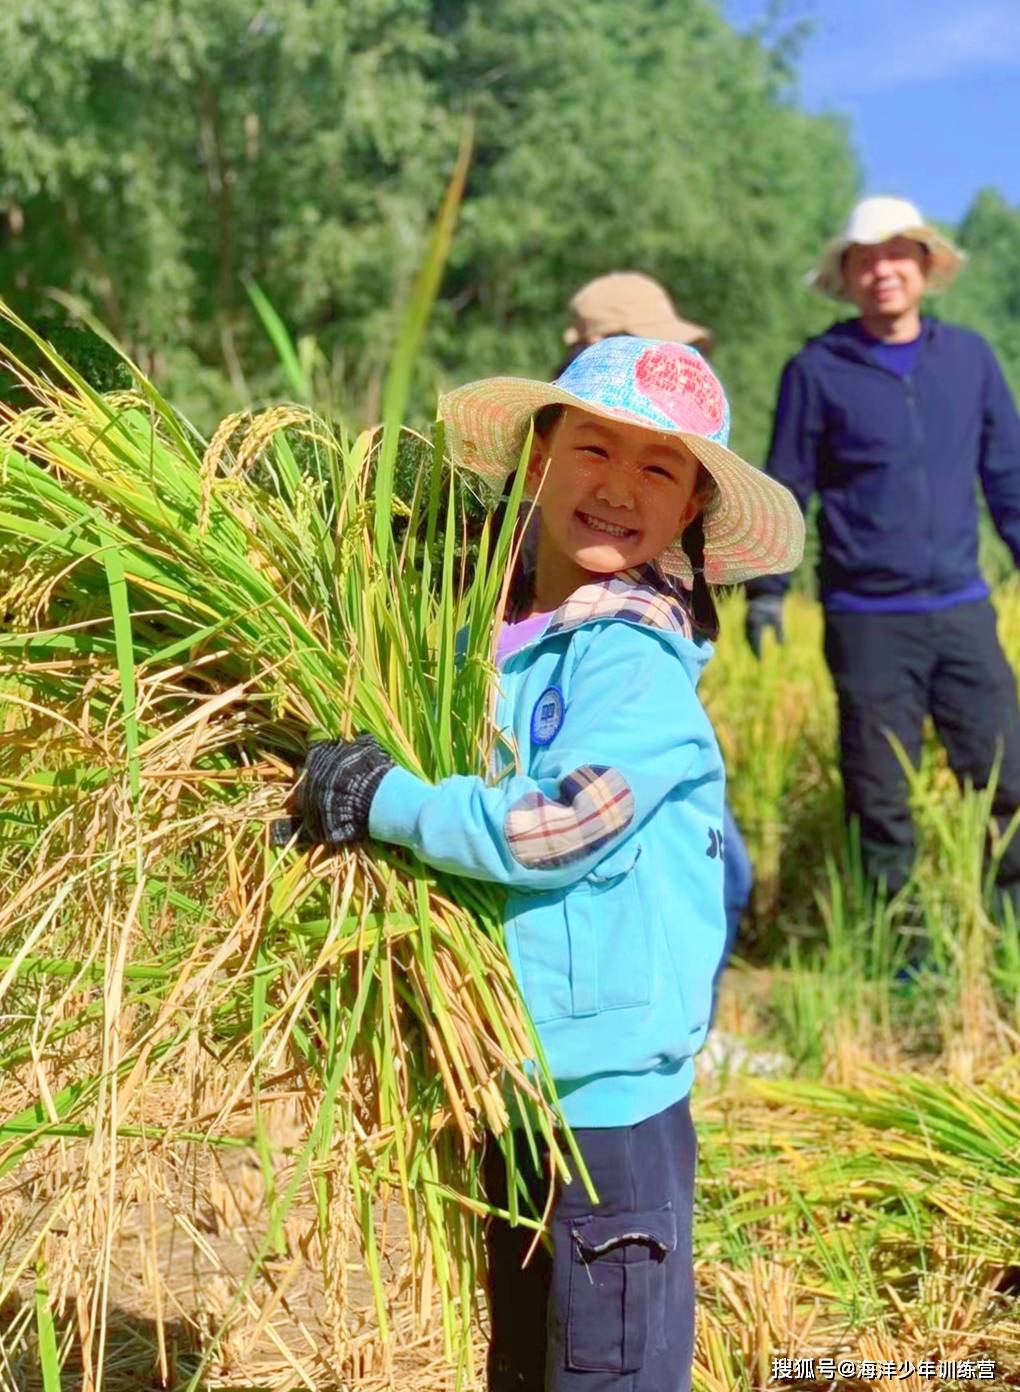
[805,315,940,366]
[530,564,713,687]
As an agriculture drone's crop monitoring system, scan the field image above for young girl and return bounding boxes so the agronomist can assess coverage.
[292,336,803,1391]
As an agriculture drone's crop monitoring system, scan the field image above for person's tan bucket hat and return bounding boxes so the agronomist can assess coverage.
[564,272,713,351]
[809,195,966,302]
[439,336,804,587]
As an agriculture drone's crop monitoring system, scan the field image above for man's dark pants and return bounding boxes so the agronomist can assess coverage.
[484,1094,696,1391]
[823,599,1020,899]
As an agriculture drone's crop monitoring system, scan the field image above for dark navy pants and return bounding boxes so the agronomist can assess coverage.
[485,1095,696,1391]
[824,600,1020,898]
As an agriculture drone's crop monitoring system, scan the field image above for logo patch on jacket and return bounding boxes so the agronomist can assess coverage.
[531,686,565,747]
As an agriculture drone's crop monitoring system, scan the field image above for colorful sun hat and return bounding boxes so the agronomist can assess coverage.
[439,336,805,586]
[808,195,966,302]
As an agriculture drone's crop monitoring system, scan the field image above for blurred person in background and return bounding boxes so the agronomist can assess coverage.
[559,272,754,989]
[557,270,713,372]
[745,196,1020,924]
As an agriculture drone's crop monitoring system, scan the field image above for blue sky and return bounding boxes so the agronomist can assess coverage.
[723,0,1020,225]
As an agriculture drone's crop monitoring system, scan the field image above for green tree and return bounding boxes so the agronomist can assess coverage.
[430,0,858,460]
[943,187,1020,400]
[0,0,460,421]
[0,0,860,452]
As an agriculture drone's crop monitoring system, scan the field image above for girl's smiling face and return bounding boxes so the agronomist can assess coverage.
[526,406,703,606]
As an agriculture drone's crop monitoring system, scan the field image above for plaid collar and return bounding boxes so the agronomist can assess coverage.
[544,564,693,640]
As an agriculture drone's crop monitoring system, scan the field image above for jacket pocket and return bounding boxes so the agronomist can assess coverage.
[564,1205,677,1373]
[509,843,648,1024]
[565,842,649,1017]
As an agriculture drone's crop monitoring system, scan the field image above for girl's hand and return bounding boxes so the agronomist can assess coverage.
[270,734,395,846]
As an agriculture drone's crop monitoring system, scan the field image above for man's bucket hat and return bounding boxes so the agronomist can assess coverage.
[439,336,805,586]
[564,271,712,352]
[809,195,966,302]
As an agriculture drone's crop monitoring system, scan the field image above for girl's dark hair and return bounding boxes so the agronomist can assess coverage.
[501,405,565,615]
[533,403,565,437]
[507,545,534,618]
[680,491,719,641]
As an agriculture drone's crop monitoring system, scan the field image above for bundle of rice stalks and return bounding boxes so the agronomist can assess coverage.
[0,238,572,1384]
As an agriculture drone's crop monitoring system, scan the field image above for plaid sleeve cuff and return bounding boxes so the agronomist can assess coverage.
[504,765,635,870]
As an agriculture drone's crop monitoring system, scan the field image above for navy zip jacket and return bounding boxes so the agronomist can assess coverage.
[747,317,1020,605]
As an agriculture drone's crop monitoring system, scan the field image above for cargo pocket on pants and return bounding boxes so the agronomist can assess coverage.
[564,1205,677,1374]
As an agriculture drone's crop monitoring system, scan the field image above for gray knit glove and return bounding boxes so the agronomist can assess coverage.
[745,595,784,658]
[272,734,395,846]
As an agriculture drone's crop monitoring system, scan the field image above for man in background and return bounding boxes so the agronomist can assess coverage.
[561,271,754,974]
[746,196,1020,918]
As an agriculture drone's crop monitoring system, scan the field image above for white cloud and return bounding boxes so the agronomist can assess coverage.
[802,0,1020,98]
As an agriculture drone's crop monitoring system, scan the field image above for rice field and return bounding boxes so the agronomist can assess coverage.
[697,591,1020,1389]
[1,294,1019,1389]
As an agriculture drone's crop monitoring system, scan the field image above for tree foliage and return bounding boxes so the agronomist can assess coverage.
[0,0,462,419]
[943,188,1020,401]
[2,1,1017,463]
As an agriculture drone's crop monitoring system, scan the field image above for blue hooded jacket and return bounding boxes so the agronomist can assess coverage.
[369,566,727,1128]
[747,317,1020,604]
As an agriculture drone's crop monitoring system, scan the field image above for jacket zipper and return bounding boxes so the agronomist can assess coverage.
[903,374,920,443]
[901,374,933,587]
